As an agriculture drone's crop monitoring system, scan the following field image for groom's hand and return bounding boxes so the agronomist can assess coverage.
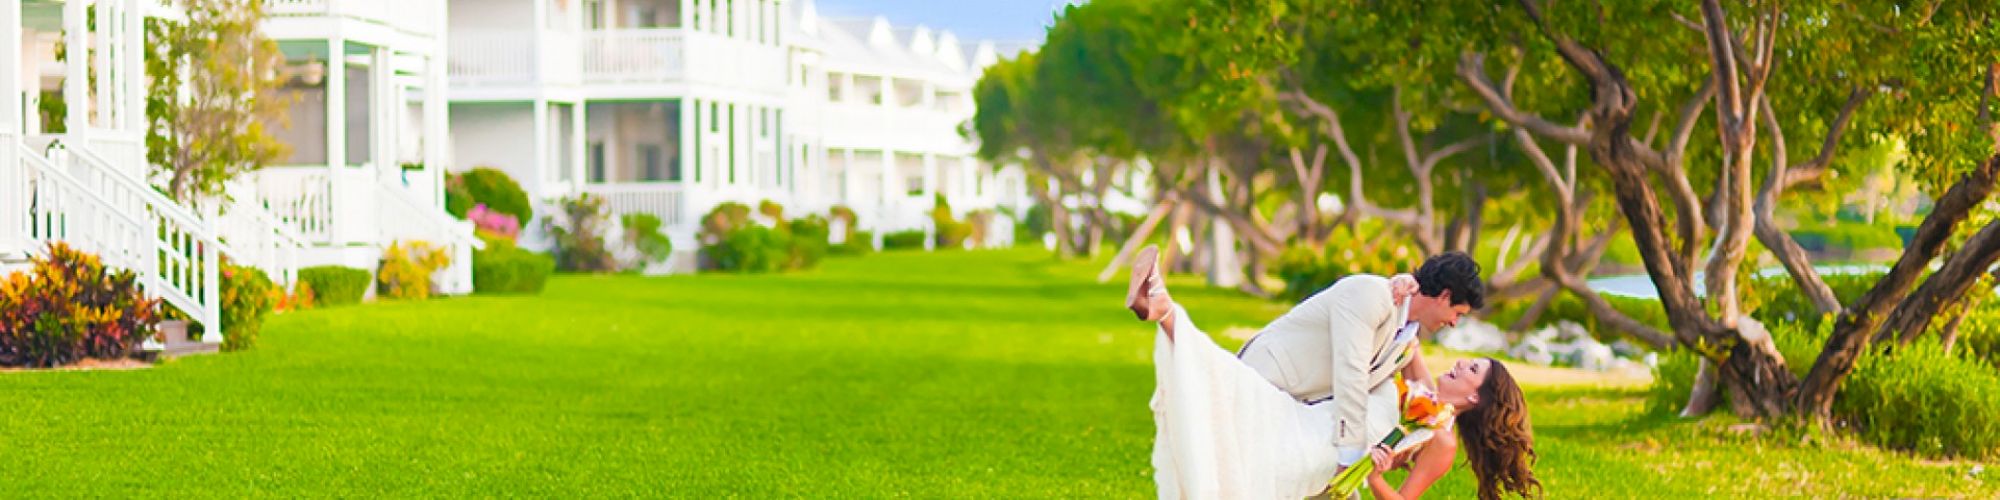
[1368,443,1393,472]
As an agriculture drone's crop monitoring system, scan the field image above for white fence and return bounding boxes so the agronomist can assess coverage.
[582,29,686,84]
[584,182,688,228]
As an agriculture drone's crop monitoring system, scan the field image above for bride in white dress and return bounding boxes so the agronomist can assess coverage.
[1126,246,1541,500]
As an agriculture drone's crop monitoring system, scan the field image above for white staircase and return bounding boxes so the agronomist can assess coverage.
[374,178,482,295]
[13,138,224,343]
[218,182,308,292]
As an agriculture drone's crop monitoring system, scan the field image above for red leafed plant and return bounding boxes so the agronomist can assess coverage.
[0,242,160,367]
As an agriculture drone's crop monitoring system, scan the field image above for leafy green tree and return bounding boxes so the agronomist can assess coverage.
[146,0,292,202]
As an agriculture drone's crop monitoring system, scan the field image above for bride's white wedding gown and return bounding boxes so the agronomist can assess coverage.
[1151,305,1401,500]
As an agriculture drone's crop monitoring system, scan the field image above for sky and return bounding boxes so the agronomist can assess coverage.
[812,0,1076,44]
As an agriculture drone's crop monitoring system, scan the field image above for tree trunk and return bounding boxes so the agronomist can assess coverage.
[1940,292,1983,354]
[1166,198,1196,274]
[1881,217,2000,345]
[1798,153,2000,421]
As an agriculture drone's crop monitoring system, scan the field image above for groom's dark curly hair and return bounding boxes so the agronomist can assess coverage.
[1413,251,1485,309]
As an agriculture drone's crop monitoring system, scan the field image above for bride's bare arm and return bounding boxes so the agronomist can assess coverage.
[1365,432,1458,500]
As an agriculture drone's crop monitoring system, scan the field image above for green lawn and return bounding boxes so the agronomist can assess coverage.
[0,249,1989,496]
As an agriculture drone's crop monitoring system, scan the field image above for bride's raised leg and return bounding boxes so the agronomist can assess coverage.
[1126,245,1176,338]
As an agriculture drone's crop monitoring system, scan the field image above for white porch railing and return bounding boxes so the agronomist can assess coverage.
[219,183,307,292]
[253,168,336,245]
[263,0,434,36]
[582,29,685,83]
[584,182,688,228]
[374,179,480,295]
[21,144,223,343]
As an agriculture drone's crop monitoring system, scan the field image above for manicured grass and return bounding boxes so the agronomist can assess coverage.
[0,249,1989,496]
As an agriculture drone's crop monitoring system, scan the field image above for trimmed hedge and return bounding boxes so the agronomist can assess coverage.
[473,235,556,294]
[882,230,928,250]
[446,167,532,226]
[300,266,371,306]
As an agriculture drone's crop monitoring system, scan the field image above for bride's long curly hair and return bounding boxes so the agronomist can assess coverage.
[1457,359,1540,500]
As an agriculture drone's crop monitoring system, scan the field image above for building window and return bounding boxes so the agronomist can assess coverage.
[640,144,663,181]
[588,142,607,183]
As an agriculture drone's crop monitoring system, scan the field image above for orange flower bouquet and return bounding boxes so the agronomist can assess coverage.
[1325,375,1458,495]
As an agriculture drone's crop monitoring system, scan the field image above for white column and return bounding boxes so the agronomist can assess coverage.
[427,50,450,204]
[841,148,855,206]
[1,0,20,249]
[680,0,695,29]
[62,0,86,136]
[93,0,111,133]
[876,150,891,250]
[327,39,347,169]
[124,0,143,133]
[572,101,588,193]
[677,98,694,222]
[533,0,549,77]
[688,98,702,184]
[532,98,549,193]
[922,153,936,251]
[375,48,394,178]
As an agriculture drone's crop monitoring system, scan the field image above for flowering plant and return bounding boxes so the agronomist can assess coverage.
[1325,374,1457,495]
[468,203,521,241]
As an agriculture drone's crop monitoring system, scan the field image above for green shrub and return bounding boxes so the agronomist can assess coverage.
[709,225,791,273]
[1270,228,1424,303]
[216,262,275,352]
[1837,338,2000,458]
[1022,203,1052,240]
[931,195,972,250]
[446,167,532,226]
[299,265,370,306]
[379,241,451,300]
[1742,272,1889,332]
[832,230,875,256]
[547,194,619,273]
[620,212,674,270]
[882,230,928,250]
[1646,348,1701,415]
[1787,225,1904,253]
[788,215,831,269]
[0,242,160,367]
[473,235,555,295]
[1954,303,2000,369]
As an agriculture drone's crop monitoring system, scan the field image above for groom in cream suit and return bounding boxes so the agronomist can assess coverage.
[1236,251,1485,470]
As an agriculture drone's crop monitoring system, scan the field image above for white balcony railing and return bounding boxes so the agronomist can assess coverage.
[582,29,685,84]
[448,31,535,86]
[264,0,435,36]
[583,182,688,228]
[449,30,581,88]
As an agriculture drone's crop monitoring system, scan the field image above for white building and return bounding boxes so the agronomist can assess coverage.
[2,0,262,345]
[256,0,479,293]
[445,0,1028,263]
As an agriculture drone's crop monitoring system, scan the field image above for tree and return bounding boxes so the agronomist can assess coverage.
[146,0,292,203]
[1454,0,2000,422]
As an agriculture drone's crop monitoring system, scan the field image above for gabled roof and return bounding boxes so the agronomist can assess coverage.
[788,0,1017,84]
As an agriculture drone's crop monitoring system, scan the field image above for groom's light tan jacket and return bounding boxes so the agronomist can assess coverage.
[1236,274,1417,464]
